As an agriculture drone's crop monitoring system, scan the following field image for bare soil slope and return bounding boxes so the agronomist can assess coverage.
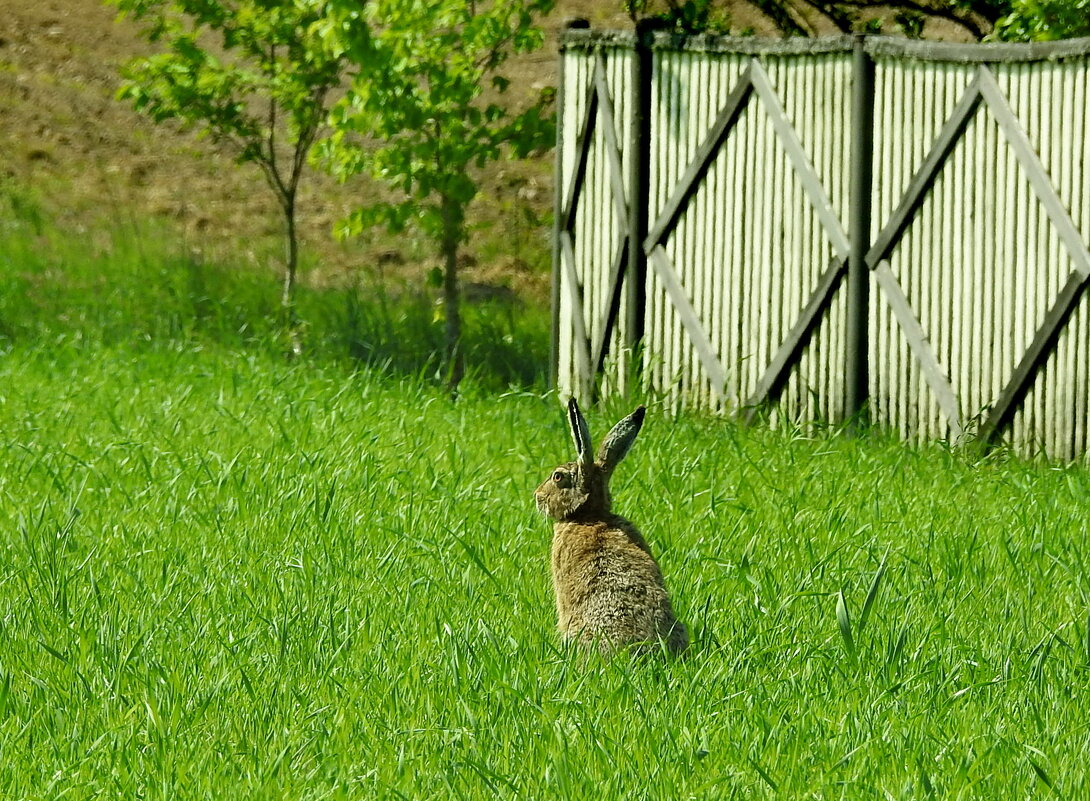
[0,1,973,301]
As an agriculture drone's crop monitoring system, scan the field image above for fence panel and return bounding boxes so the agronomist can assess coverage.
[866,40,1090,459]
[554,34,636,402]
[644,39,854,423]
[555,30,1090,460]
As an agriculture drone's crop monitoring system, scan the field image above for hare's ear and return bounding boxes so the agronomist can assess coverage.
[567,397,593,466]
[596,406,645,473]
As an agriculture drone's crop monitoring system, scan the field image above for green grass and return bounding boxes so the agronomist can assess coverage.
[2,190,1090,799]
[0,179,549,392]
[3,343,1090,799]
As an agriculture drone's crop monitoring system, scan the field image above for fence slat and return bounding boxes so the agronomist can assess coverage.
[560,231,592,386]
[745,256,848,412]
[561,80,599,231]
[978,68,1090,279]
[594,53,631,227]
[644,65,754,250]
[648,245,730,402]
[866,74,983,267]
[750,60,850,258]
[980,269,1090,443]
[873,261,964,439]
[592,239,630,373]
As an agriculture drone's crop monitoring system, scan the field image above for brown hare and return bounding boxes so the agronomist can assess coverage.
[534,398,687,655]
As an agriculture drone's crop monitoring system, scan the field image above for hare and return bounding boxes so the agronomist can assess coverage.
[534,398,688,655]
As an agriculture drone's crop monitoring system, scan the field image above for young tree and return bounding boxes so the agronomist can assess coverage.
[111,0,350,353]
[320,0,555,392]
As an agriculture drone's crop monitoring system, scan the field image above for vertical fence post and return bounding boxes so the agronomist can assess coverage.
[547,35,565,392]
[550,20,589,392]
[624,20,654,396]
[846,35,874,424]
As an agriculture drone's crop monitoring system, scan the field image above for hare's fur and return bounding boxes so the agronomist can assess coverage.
[535,401,687,655]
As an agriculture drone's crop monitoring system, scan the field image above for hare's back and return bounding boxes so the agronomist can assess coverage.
[553,520,680,648]
[552,519,663,591]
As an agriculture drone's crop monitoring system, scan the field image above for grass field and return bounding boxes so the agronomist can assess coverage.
[3,202,1090,799]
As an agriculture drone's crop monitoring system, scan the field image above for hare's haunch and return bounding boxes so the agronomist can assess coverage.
[534,399,687,655]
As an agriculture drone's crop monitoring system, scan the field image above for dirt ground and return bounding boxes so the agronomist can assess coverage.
[0,1,975,301]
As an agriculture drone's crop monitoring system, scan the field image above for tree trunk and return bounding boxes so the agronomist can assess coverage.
[440,194,464,394]
[281,197,302,357]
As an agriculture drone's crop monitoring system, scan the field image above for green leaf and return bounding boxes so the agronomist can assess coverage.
[324,0,553,253]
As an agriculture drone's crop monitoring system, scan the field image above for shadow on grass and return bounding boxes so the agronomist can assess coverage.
[335,284,548,390]
[0,185,549,392]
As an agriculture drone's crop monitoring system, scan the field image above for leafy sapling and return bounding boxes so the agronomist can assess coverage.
[111,0,350,353]
[320,0,555,391]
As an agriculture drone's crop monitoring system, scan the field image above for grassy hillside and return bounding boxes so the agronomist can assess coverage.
[0,0,982,308]
[0,187,549,389]
[0,0,566,299]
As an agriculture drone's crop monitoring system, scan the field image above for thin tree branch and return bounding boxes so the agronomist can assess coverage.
[751,0,810,37]
[289,86,330,199]
[785,0,834,34]
[254,157,292,215]
[263,42,293,206]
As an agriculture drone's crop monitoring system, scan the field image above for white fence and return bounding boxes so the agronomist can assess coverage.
[553,28,1090,459]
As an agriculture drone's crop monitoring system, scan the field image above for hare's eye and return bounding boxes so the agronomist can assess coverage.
[552,470,565,484]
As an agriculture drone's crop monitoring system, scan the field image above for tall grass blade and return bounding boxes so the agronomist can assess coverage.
[1028,757,1063,799]
[836,590,855,661]
[858,548,888,635]
[917,763,935,797]
[0,671,10,719]
[451,531,497,583]
[1085,609,1090,668]
[747,757,779,792]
